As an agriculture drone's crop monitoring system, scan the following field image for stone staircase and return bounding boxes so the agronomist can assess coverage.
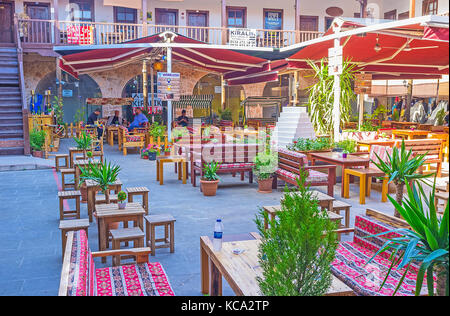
[0,47,25,155]
[272,106,316,149]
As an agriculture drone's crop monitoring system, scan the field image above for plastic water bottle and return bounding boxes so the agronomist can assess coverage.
[213,219,223,252]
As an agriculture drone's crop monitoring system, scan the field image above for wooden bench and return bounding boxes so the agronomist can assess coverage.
[274,148,336,197]
[398,139,444,177]
[59,230,174,296]
[330,209,433,296]
[118,126,145,156]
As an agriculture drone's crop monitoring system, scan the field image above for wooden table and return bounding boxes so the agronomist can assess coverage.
[85,178,123,222]
[156,155,187,185]
[95,202,145,263]
[356,139,395,152]
[391,121,418,129]
[68,147,84,168]
[262,204,342,230]
[106,126,120,147]
[74,159,101,189]
[200,235,354,296]
[392,129,430,140]
[310,152,370,197]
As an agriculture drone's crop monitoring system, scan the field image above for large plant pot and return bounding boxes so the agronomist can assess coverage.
[31,150,43,158]
[257,178,273,193]
[80,182,88,203]
[200,179,219,196]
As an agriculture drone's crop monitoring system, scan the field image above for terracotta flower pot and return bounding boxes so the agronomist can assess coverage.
[32,150,43,158]
[257,177,273,193]
[200,179,219,196]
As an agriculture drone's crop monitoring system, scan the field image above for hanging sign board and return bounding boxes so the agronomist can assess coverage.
[229,28,257,47]
[354,73,373,94]
[67,25,94,45]
[328,46,343,76]
[157,72,181,101]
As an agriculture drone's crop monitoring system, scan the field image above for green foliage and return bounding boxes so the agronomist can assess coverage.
[149,122,165,139]
[370,140,432,187]
[202,161,220,181]
[86,151,93,158]
[255,172,339,296]
[79,161,121,194]
[30,129,46,151]
[435,108,446,126]
[334,139,357,153]
[253,152,278,180]
[367,180,449,296]
[287,137,333,152]
[172,127,189,140]
[74,107,87,124]
[74,131,92,151]
[359,118,380,132]
[306,58,356,136]
[117,191,127,202]
[51,96,64,125]
[217,108,233,121]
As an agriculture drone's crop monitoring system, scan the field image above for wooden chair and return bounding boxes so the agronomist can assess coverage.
[118,126,145,156]
[399,139,444,177]
[343,145,392,205]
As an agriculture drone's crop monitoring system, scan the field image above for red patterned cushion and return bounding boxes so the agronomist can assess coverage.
[276,168,328,183]
[95,262,174,296]
[332,242,431,296]
[67,230,96,296]
[194,161,254,169]
[278,148,308,165]
[126,136,142,142]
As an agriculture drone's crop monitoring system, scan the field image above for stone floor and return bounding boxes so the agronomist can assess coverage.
[0,138,448,296]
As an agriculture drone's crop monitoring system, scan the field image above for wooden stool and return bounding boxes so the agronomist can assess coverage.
[61,168,76,191]
[55,154,69,172]
[58,190,81,220]
[332,200,351,228]
[145,214,176,256]
[110,227,145,266]
[126,187,149,215]
[59,218,89,261]
[156,156,187,185]
[95,193,118,205]
[435,192,449,214]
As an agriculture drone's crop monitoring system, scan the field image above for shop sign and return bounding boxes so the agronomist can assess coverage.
[229,28,257,47]
[157,72,181,101]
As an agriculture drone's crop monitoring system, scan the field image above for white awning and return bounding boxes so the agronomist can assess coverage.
[103,0,141,9]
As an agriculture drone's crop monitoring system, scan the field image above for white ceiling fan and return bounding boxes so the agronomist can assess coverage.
[374,35,438,52]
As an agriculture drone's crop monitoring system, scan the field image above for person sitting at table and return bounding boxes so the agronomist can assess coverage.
[87,108,103,139]
[176,109,189,127]
[107,110,123,126]
[128,108,148,132]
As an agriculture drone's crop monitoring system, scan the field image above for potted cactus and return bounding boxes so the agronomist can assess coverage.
[117,191,127,209]
[200,161,220,196]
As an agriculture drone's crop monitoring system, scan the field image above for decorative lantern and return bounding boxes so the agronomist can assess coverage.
[153,61,164,71]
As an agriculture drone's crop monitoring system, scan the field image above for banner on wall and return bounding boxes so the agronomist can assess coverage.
[67,25,94,45]
[264,11,282,30]
[229,28,257,47]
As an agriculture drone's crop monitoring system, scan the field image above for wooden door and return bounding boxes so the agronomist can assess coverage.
[299,15,318,32]
[26,3,51,43]
[155,8,178,33]
[187,11,208,42]
[0,2,14,43]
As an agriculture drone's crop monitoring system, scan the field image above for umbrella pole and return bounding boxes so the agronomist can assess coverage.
[167,46,172,142]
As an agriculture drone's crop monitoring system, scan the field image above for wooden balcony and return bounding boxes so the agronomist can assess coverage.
[17,19,323,49]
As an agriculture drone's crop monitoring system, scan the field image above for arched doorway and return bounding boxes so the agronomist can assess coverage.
[193,74,245,122]
[122,74,161,123]
[35,71,102,123]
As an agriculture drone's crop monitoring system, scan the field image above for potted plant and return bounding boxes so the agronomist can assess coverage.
[367,180,448,296]
[342,150,349,159]
[253,152,277,193]
[200,161,220,196]
[333,139,357,154]
[371,140,433,217]
[147,144,158,160]
[287,137,333,160]
[141,150,149,160]
[117,191,127,209]
[255,172,339,295]
[74,131,92,159]
[30,129,46,158]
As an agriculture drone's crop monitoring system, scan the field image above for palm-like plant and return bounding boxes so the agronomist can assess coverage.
[74,131,92,158]
[202,161,220,181]
[371,140,433,217]
[306,58,356,137]
[367,180,449,296]
[79,161,121,204]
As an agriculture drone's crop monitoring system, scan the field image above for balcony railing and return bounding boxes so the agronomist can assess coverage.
[17,19,323,48]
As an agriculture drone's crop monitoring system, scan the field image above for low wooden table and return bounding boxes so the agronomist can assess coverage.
[74,159,101,189]
[106,126,120,147]
[156,156,187,185]
[95,202,145,263]
[310,152,370,197]
[200,235,354,296]
[85,178,123,222]
[392,129,430,140]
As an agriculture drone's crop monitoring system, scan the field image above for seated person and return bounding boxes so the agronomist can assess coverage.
[107,110,124,126]
[87,108,103,139]
[177,109,189,127]
[128,108,148,132]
